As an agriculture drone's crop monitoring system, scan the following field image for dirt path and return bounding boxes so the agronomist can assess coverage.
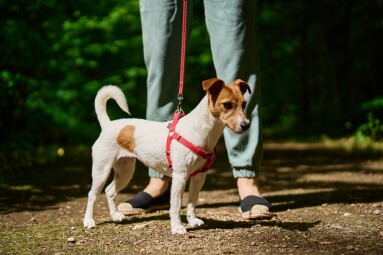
[1,141,382,254]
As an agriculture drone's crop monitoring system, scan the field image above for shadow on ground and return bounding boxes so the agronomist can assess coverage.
[1,140,382,214]
[100,211,322,233]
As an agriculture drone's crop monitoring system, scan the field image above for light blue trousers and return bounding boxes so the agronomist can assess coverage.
[140,0,262,178]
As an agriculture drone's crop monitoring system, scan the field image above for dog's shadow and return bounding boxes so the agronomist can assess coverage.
[100,212,320,233]
[99,212,169,226]
[192,217,321,232]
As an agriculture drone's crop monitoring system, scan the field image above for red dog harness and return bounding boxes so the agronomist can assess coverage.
[166,111,216,177]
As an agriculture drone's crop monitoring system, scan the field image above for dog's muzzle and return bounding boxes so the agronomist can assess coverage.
[240,120,250,131]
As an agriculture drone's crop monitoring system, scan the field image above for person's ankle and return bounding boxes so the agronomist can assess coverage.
[143,178,170,198]
[237,177,262,200]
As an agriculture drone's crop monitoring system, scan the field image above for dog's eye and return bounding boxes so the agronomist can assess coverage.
[223,102,233,109]
[242,102,247,109]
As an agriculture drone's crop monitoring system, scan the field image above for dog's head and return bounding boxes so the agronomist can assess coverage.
[203,78,252,133]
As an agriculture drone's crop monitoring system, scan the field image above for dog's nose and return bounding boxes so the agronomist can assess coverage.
[240,120,250,131]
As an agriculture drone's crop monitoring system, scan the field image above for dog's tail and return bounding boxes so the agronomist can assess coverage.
[95,85,130,129]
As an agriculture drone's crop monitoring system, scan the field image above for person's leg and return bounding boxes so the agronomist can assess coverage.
[118,0,193,213]
[142,0,192,123]
[142,177,170,197]
[143,0,193,192]
[204,0,273,219]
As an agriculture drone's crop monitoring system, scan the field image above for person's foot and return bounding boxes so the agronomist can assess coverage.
[237,177,274,220]
[117,178,170,215]
[238,195,274,219]
[117,189,171,215]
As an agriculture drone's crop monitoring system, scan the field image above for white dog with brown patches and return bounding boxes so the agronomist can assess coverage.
[83,78,251,234]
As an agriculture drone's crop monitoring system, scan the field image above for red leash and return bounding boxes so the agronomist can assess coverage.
[166,0,216,177]
[176,0,188,111]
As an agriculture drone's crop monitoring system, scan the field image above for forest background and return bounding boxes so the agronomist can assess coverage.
[1,0,382,173]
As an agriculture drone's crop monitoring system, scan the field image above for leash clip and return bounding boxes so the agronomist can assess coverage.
[176,95,184,113]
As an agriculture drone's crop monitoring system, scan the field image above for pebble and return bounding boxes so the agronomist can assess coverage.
[330,224,343,230]
[343,212,351,217]
[67,237,76,243]
[132,223,149,230]
[372,209,381,215]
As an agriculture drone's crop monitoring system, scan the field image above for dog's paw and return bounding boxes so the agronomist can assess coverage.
[171,225,187,235]
[111,212,126,222]
[188,217,204,228]
[83,218,96,229]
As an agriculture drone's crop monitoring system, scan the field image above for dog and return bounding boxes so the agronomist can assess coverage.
[83,78,251,234]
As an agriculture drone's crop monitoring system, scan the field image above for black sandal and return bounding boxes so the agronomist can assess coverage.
[117,189,170,215]
[238,195,274,220]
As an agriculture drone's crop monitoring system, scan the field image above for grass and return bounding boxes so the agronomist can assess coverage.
[0,224,69,254]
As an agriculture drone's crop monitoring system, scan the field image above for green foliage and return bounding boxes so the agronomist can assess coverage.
[350,96,383,148]
[1,0,383,172]
[353,113,383,142]
[361,96,383,112]
[0,1,146,171]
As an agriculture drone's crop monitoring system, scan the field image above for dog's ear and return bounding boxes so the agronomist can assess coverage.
[202,78,224,96]
[234,79,251,95]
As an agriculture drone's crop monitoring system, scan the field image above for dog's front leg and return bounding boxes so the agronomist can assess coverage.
[169,172,188,234]
[187,172,206,228]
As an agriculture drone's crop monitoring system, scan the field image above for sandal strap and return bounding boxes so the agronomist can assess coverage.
[126,189,171,210]
[153,188,170,205]
[127,191,155,209]
[240,195,272,212]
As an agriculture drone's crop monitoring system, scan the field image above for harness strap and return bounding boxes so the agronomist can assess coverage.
[166,112,184,170]
[168,112,184,132]
[170,131,215,161]
[189,147,216,177]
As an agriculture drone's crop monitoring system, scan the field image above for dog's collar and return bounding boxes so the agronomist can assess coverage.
[166,112,216,177]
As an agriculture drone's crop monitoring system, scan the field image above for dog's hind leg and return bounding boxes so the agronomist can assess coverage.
[83,158,113,228]
[187,172,206,228]
[105,157,136,222]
